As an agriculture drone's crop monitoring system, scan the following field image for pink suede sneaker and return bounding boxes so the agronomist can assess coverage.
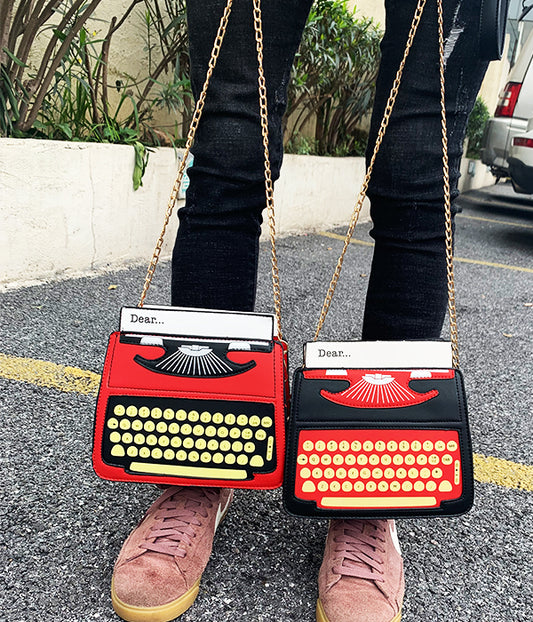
[317,519,404,622]
[111,486,233,622]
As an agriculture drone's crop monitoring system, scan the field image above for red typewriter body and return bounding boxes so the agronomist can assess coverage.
[93,307,287,489]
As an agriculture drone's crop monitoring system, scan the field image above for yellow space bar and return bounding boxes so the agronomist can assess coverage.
[321,496,438,508]
[130,462,248,480]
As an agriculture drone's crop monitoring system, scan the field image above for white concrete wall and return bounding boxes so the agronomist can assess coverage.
[0,139,370,289]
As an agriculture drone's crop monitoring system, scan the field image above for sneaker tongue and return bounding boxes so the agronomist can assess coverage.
[142,488,216,558]
[333,520,386,583]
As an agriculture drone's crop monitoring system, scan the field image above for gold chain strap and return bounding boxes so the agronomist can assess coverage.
[253,0,283,339]
[313,0,459,367]
[138,0,283,339]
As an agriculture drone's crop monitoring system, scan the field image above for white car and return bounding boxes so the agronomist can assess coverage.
[481,29,533,179]
[508,118,533,194]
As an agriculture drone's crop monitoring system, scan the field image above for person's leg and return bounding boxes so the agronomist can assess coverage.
[362,0,489,341]
[172,0,313,311]
[112,3,312,622]
[318,2,489,622]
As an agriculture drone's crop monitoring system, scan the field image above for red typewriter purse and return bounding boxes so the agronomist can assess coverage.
[93,0,288,489]
[283,0,474,518]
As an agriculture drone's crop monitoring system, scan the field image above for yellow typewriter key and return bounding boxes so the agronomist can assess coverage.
[390,481,401,492]
[369,454,380,466]
[146,434,157,446]
[158,436,170,447]
[414,481,425,492]
[402,481,413,492]
[345,455,356,466]
[381,454,392,466]
[201,452,212,463]
[164,449,175,461]
[426,481,437,492]
[423,440,434,451]
[324,468,335,479]
[237,414,248,426]
[126,406,137,417]
[151,408,162,420]
[354,482,365,492]
[342,481,353,492]
[303,440,314,452]
[432,467,443,479]
[375,440,386,452]
[435,440,446,451]
[122,433,133,445]
[132,420,143,432]
[230,428,241,439]
[139,447,150,459]
[378,481,389,492]
[384,468,395,479]
[193,425,205,436]
[176,409,187,421]
[220,440,231,452]
[317,481,328,492]
[333,454,344,466]
[408,468,419,479]
[208,439,219,451]
[187,410,199,422]
[151,448,163,460]
[442,454,453,465]
[201,411,213,423]
[339,440,350,452]
[213,453,224,464]
[134,433,145,445]
[176,449,187,461]
[300,467,311,479]
[366,481,377,492]
[225,454,236,465]
[327,440,338,452]
[168,423,180,435]
[232,441,243,453]
[357,455,368,466]
[109,432,121,444]
[107,418,119,430]
[372,468,383,480]
[255,429,267,441]
[195,438,207,450]
[163,408,174,420]
[399,440,410,452]
[448,440,458,452]
[217,427,228,438]
[297,454,308,465]
[120,419,131,431]
[171,437,182,448]
[183,438,194,449]
[127,446,138,458]
[411,440,422,451]
[213,413,224,424]
[261,416,273,428]
[114,404,125,416]
[156,422,168,433]
[144,421,155,433]
[224,413,235,425]
[237,455,248,465]
[249,415,261,427]
[242,429,253,440]
[360,468,371,479]
[321,454,332,465]
[417,454,428,465]
[387,440,398,452]
[429,454,440,465]
[330,481,341,492]
[205,426,216,437]
[315,440,326,452]
[181,424,192,436]
[189,451,200,462]
[420,468,431,479]
[312,467,323,479]
[348,468,358,479]
[405,454,416,466]
[336,468,347,479]
[244,442,255,453]
[363,441,374,452]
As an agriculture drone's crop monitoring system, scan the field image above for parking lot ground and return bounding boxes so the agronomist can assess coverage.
[0,185,531,621]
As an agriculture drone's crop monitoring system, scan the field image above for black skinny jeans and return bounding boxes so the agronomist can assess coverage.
[171,0,489,341]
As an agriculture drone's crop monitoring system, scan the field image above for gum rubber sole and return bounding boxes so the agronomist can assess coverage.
[316,598,401,622]
[111,577,200,622]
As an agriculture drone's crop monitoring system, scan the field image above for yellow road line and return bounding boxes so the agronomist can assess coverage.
[1,353,531,494]
[473,454,533,493]
[319,230,374,247]
[319,231,533,273]
[0,353,101,396]
[457,213,533,229]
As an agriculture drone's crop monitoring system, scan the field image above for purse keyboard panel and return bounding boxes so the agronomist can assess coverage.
[102,395,276,480]
[295,428,462,509]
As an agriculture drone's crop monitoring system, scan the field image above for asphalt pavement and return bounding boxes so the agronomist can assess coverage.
[0,181,531,622]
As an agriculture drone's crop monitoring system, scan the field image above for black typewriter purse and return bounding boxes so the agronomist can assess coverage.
[283,0,474,518]
[93,0,289,490]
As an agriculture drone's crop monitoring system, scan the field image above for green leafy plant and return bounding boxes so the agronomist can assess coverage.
[465,97,490,159]
[0,1,191,186]
[285,0,382,157]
